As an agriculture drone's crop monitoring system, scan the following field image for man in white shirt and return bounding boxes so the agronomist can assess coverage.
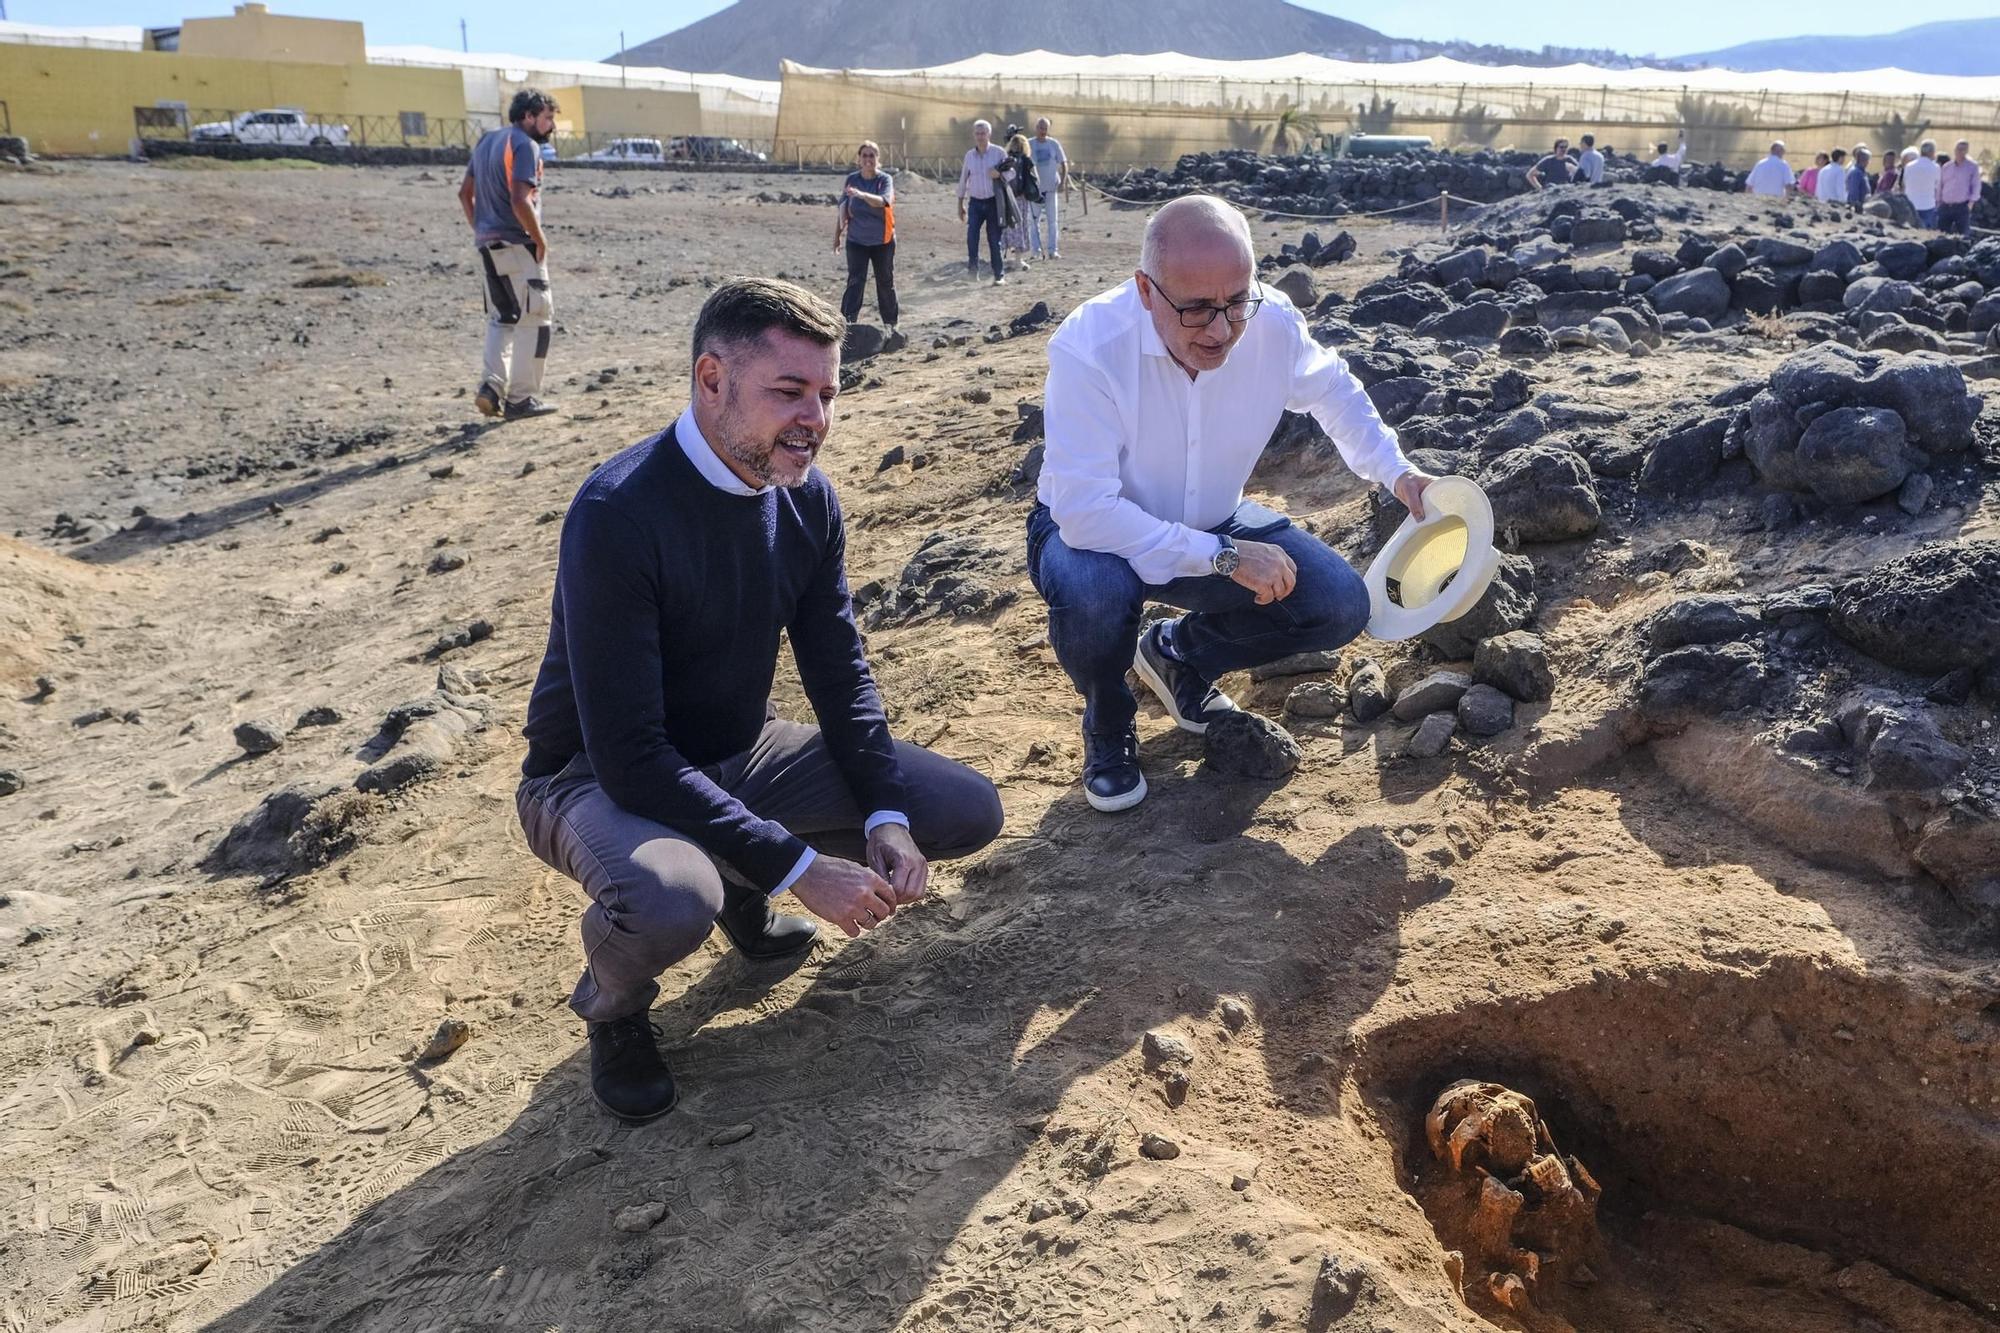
[1027,117,1068,260]
[1576,134,1605,186]
[1027,196,1434,811]
[1815,147,1850,203]
[1744,142,1795,198]
[1651,138,1686,171]
[957,119,1012,284]
[1900,139,1943,228]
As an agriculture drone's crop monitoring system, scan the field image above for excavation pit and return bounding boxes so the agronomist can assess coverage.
[1358,958,2000,1331]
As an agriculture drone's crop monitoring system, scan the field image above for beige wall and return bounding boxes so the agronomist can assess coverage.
[0,43,467,155]
[178,4,365,67]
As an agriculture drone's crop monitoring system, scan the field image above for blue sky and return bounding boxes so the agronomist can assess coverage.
[16,1,2000,63]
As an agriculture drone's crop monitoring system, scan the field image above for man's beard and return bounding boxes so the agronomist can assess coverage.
[527,124,552,144]
[715,386,823,488]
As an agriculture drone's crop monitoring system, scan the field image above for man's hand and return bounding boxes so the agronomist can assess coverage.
[789,855,899,939]
[958,200,967,222]
[532,235,549,264]
[1393,470,1438,521]
[866,823,929,905]
[1230,539,1297,605]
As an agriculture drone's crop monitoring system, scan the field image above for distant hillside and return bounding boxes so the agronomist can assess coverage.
[613,0,1680,80]
[616,0,1384,78]
[1680,17,2000,77]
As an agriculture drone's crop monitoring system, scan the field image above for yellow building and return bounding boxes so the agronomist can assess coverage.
[177,3,364,66]
[0,41,466,155]
[540,84,702,144]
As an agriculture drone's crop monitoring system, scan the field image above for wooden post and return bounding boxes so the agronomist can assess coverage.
[1440,192,1449,231]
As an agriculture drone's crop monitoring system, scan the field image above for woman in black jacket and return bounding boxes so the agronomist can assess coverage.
[1002,132,1040,269]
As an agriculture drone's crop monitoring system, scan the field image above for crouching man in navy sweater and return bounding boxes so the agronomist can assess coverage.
[517,277,1004,1122]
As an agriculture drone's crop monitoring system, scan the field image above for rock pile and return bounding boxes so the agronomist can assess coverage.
[1097,147,1723,219]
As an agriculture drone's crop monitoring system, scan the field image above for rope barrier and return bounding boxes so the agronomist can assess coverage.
[1074,177,1504,227]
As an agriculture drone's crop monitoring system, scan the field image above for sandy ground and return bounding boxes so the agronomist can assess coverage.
[0,159,1997,1333]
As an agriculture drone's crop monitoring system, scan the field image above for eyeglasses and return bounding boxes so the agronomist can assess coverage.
[1140,272,1263,330]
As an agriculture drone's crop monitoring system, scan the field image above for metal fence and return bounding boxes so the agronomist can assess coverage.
[135,106,488,150]
[133,107,775,163]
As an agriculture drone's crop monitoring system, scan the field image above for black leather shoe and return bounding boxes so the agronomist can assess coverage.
[473,382,502,418]
[1134,621,1238,734]
[504,396,557,420]
[715,882,820,959]
[587,1014,678,1123]
[1082,726,1146,813]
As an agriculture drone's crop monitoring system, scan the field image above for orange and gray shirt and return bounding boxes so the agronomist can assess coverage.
[842,170,894,245]
[468,125,542,246]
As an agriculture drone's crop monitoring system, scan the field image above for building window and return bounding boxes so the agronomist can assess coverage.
[399,111,428,139]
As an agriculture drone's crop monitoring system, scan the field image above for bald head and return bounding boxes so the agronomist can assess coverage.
[1141,196,1253,280]
[1135,196,1259,376]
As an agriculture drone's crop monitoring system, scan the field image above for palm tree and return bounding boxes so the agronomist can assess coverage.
[1272,104,1322,155]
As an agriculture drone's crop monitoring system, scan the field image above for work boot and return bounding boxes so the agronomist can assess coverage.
[714,881,819,959]
[587,1013,677,1123]
[1082,725,1146,813]
[504,396,557,420]
[473,382,502,418]
[1134,621,1238,734]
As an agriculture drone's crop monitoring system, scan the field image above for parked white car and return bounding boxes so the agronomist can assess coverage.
[190,109,350,147]
[581,137,665,164]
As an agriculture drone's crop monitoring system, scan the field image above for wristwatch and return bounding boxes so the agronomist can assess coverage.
[1211,536,1240,577]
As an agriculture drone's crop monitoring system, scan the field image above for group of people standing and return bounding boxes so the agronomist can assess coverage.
[826,115,1071,336]
[1745,137,1986,235]
[955,117,1069,283]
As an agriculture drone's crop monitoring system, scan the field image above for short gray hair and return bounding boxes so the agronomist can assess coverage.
[972,119,991,133]
[1920,138,1937,154]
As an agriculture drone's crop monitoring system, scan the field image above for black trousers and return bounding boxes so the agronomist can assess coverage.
[842,240,898,325]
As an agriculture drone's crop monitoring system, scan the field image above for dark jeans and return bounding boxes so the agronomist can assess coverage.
[966,196,1003,277]
[1937,201,1971,236]
[1916,206,1940,229]
[1025,500,1371,737]
[841,240,898,325]
[517,719,1003,1021]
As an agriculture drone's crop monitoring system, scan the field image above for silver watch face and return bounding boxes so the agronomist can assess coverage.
[1214,546,1240,576]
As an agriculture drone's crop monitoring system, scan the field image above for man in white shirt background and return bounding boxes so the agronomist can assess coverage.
[1901,139,1943,229]
[1027,117,1068,260]
[1815,147,1850,203]
[1744,141,1795,198]
[957,119,1011,284]
[1651,138,1686,172]
[1027,196,1434,812]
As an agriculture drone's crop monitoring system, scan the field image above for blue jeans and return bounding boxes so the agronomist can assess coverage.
[1916,207,1939,229]
[1026,500,1370,737]
[966,196,1003,277]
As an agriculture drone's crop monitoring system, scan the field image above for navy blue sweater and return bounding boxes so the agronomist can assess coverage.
[521,422,907,890]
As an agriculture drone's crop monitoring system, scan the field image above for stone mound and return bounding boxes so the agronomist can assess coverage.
[1830,540,2000,675]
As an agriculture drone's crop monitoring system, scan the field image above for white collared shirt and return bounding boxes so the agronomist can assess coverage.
[676,405,769,496]
[1038,278,1413,585]
[1745,156,1795,196]
[673,406,906,895]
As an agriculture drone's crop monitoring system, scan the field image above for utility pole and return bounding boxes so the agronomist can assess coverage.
[459,18,468,53]
[619,31,627,86]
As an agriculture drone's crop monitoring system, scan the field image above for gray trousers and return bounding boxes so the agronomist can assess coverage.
[477,240,552,402]
[516,719,1004,1022]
